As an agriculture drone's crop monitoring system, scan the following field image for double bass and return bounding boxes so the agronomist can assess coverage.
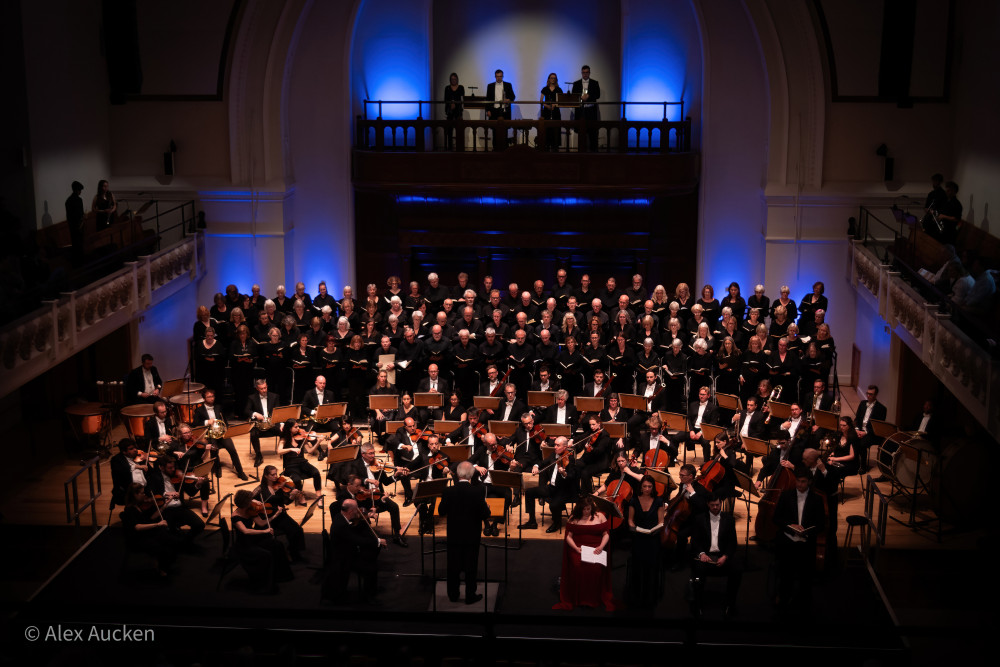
[753,465,796,542]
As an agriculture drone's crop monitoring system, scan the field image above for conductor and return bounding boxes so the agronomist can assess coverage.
[438,461,491,604]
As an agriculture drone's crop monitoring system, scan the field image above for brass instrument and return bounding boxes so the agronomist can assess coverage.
[763,385,783,424]
[309,408,331,425]
[207,418,227,439]
[254,416,273,431]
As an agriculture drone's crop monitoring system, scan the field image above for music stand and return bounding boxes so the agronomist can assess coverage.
[205,492,232,530]
[415,393,443,408]
[385,420,405,437]
[441,445,471,465]
[659,411,687,433]
[700,423,726,443]
[556,92,581,107]
[490,469,525,548]
[160,379,187,398]
[314,403,346,422]
[741,436,770,478]
[227,421,259,487]
[589,493,623,521]
[540,444,555,461]
[603,422,627,440]
[869,420,899,439]
[542,423,572,438]
[813,409,839,431]
[272,405,302,424]
[300,496,323,527]
[474,396,502,410]
[436,420,462,439]
[715,393,742,412]
[488,421,517,438]
[732,469,760,564]
[619,393,647,412]
[370,394,399,412]
[644,468,677,496]
[575,396,604,413]
[528,391,556,408]
[768,401,792,421]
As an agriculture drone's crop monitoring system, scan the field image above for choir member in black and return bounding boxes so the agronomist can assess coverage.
[254,465,307,558]
[142,400,175,450]
[145,456,205,537]
[671,283,693,324]
[770,286,797,322]
[519,436,580,532]
[232,489,293,592]
[554,335,583,397]
[575,274,595,307]
[193,388,248,480]
[344,335,371,421]
[322,498,386,602]
[633,316,660,352]
[252,310,273,343]
[635,336,660,378]
[395,327,426,394]
[290,299,311,332]
[245,378,278,467]
[277,315,299,344]
[330,316,354,348]
[662,339,688,411]
[783,323,806,357]
[441,391,466,423]
[246,285,267,321]
[288,333,315,403]
[696,284,720,326]
[551,268,572,310]
[174,424,214,516]
[580,331,607,383]
[539,72,563,150]
[607,335,636,394]
[336,443,408,546]
[773,466,826,611]
[690,493,742,617]
[561,312,584,350]
[534,327,560,368]
[739,336,767,402]
[193,305,212,341]
[424,272,450,313]
[257,327,290,403]
[228,324,256,418]
[608,309,634,344]
[768,337,800,403]
[578,415,612,493]
[111,440,148,508]
[663,317,687,352]
[451,330,480,402]
[410,435,451,534]
[277,419,323,501]
[340,299,361,333]
[814,323,835,359]
[125,354,163,405]
[480,328,507,372]
[313,280,337,315]
[439,461,492,603]
[305,316,326,347]
[827,417,861,476]
[797,281,827,329]
[627,475,665,608]
[714,337,742,397]
[121,483,184,577]
[668,386,719,462]
[373,334,398,374]
[454,307,484,343]
[505,329,533,398]
[742,285,764,323]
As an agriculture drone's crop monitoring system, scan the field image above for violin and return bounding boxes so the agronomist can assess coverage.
[488,440,514,465]
[409,426,434,444]
[355,488,384,502]
[470,422,487,439]
[269,475,297,493]
[430,453,450,471]
[253,498,278,518]
[138,494,167,512]
[343,426,362,444]
[134,450,156,464]
[529,423,547,444]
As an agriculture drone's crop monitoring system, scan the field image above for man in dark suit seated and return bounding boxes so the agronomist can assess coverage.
[578,415,612,493]
[336,443,408,546]
[854,384,887,471]
[300,375,337,437]
[124,354,163,405]
[805,379,835,418]
[192,388,248,480]
[438,461,492,604]
[518,436,579,533]
[731,395,768,457]
[321,498,385,602]
[542,389,579,428]
[246,379,280,467]
[484,383,526,424]
[415,363,450,420]
[690,493,743,618]
[773,466,826,611]
[143,401,176,450]
[110,439,145,508]
[669,386,719,462]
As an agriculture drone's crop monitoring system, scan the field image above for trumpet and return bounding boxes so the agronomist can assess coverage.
[207,418,227,439]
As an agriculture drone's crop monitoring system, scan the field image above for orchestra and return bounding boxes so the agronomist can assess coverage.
[112,268,856,616]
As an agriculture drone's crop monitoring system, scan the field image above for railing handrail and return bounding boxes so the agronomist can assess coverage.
[363,98,685,122]
[64,456,102,530]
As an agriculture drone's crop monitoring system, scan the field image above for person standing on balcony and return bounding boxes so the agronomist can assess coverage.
[571,65,601,151]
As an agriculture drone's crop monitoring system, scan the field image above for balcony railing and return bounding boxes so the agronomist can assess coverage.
[356,100,691,153]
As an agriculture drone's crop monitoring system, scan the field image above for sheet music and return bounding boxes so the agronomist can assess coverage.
[580,546,608,566]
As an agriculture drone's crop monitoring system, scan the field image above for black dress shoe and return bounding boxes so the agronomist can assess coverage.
[392,534,409,548]
[545,524,561,533]
[403,498,413,507]
[483,524,493,536]
[466,593,483,605]
[254,455,264,467]
[491,523,501,536]
[517,520,538,530]
[237,472,249,481]
[871,475,889,483]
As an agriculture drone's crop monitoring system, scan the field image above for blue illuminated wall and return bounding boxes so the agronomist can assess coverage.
[432,0,620,122]
[351,0,432,121]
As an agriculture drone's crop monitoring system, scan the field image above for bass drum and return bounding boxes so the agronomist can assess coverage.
[891,436,936,488]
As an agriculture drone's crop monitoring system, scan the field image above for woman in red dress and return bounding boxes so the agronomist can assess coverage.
[553,496,616,611]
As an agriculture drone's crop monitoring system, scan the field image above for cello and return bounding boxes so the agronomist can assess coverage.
[642,438,672,496]
[603,474,633,530]
[753,465,796,542]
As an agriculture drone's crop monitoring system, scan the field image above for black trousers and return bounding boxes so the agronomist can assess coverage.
[691,554,742,607]
[525,483,571,525]
[211,437,245,476]
[250,425,281,460]
[447,541,481,602]
[269,510,306,555]
[376,497,402,534]
[670,432,711,461]
[284,459,322,492]
[163,505,204,537]
[775,536,817,608]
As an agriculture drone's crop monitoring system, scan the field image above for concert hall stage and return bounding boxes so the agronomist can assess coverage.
[15,528,907,664]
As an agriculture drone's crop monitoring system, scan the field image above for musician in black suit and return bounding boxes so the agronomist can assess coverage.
[143,401,176,449]
[805,379,835,416]
[124,354,163,405]
[468,431,512,536]
[854,384,887,470]
[484,383,527,424]
[690,494,742,617]
[518,436,580,533]
[438,461,492,604]
[246,379,279,467]
[336,443,408,546]
[542,389,579,427]
[485,69,516,150]
[669,386,719,462]
[581,368,609,399]
[530,365,560,393]
[321,498,385,602]
[192,388,248,480]
[732,396,768,441]
[571,65,601,151]
[110,439,145,507]
[772,466,826,610]
[300,375,337,434]
[416,363,450,420]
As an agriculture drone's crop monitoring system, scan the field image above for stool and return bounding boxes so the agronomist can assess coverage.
[843,515,868,549]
